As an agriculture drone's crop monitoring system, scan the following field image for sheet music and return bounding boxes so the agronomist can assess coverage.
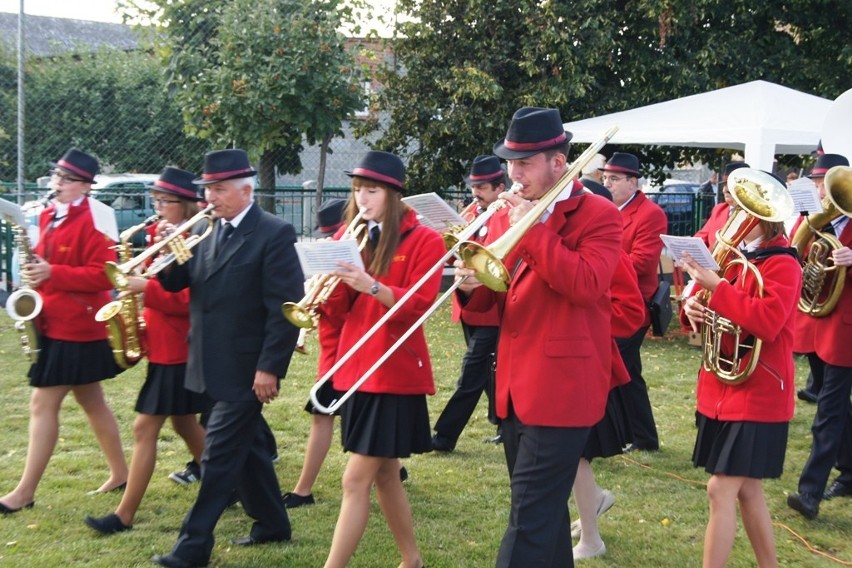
[295,239,365,277]
[0,198,26,227]
[659,234,720,271]
[787,178,823,215]
[401,192,465,232]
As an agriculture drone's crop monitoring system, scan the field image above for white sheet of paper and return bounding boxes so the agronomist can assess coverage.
[401,192,465,232]
[787,178,823,215]
[659,234,720,271]
[295,239,365,277]
[0,198,26,226]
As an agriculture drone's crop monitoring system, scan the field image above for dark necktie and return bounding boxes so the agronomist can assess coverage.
[822,222,836,237]
[370,225,381,246]
[216,222,234,257]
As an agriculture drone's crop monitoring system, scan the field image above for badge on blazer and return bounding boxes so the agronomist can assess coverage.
[478,226,488,238]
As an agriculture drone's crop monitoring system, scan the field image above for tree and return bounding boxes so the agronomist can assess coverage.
[357,0,852,193]
[122,0,366,204]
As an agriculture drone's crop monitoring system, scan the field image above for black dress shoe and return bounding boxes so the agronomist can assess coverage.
[282,491,315,508]
[797,389,818,403]
[0,500,34,515]
[84,513,132,534]
[231,534,291,546]
[431,434,455,453]
[824,480,852,500]
[399,466,409,482]
[787,492,820,519]
[483,434,503,444]
[151,553,206,568]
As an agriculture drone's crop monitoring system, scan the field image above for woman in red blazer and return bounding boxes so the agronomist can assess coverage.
[681,214,800,568]
[83,168,209,534]
[0,149,128,514]
[319,151,445,568]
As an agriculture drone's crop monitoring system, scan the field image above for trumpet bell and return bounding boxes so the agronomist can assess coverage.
[459,242,510,292]
[726,169,795,222]
[282,302,315,329]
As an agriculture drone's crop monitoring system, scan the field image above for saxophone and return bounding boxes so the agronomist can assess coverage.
[5,224,44,363]
[95,215,159,369]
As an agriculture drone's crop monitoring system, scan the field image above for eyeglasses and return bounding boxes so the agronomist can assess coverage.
[601,175,626,184]
[51,171,87,184]
[152,197,181,205]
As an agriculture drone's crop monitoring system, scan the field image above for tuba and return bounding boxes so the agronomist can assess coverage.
[96,214,160,368]
[790,166,852,316]
[701,169,794,384]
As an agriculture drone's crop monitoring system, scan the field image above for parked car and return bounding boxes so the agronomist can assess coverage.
[91,174,159,246]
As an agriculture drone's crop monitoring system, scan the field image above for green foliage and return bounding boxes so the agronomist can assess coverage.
[359,0,852,192]
[127,0,366,189]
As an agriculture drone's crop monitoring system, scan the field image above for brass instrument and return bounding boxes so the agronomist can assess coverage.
[442,183,521,251]
[104,204,215,282]
[282,210,368,329]
[96,214,160,368]
[458,126,619,292]
[701,169,795,384]
[791,166,852,316]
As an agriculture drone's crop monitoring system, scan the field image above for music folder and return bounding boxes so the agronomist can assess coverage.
[294,239,365,277]
[401,192,465,232]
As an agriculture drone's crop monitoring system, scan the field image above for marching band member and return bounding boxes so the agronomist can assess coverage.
[431,155,504,452]
[83,167,209,534]
[1,148,128,514]
[694,162,750,249]
[457,107,623,568]
[680,196,800,567]
[320,151,445,568]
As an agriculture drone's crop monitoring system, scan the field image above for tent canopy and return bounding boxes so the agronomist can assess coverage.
[562,80,832,171]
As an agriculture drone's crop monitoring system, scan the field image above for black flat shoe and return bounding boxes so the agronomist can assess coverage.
[400,466,409,482]
[86,482,127,495]
[151,553,207,568]
[0,500,34,514]
[797,389,818,404]
[84,513,132,534]
[282,491,315,508]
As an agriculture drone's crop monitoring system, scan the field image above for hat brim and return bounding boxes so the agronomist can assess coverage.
[598,166,641,177]
[493,131,573,161]
[150,183,203,202]
[192,169,257,186]
[464,172,504,185]
[49,161,96,183]
[344,170,404,191]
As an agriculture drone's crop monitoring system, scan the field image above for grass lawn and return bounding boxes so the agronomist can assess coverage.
[0,304,849,567]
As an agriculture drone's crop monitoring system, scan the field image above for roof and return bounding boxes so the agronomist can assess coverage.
[0,13,142,57]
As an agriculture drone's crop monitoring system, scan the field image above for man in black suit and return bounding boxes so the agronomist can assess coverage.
[152,149,303,568]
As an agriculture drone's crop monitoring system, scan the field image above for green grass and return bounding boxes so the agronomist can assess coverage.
[0,306,849,567]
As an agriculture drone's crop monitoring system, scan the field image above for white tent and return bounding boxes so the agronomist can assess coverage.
[562,80,833,171]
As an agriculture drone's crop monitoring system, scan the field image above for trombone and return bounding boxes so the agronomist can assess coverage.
[458,126,620,291]
[307,191,514,414]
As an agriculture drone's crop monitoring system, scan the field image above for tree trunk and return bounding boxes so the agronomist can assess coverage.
[315,134,331,211]
[257,150,276,213]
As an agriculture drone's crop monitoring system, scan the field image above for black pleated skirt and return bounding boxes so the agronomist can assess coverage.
[692,412,789,479]
[583,386,633,461]
[340,391,433,458]
[28,337,122,387]
[135,362,212,416]
[303,380,345,416]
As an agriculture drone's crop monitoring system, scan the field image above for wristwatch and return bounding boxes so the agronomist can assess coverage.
[369,280,380,296]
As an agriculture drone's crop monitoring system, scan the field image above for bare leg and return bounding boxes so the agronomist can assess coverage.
[0,386,70,508]
[114,414,167,525]
[169,414,207,464]
[72,383,128,492]
[738,478,777,568]
[292,414,335,496]
[324,453,382,568]
[374,458,423,568]
[573,459,605,553]
[703,474,744,568]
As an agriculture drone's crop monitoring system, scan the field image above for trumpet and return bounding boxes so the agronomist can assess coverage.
[104,204,215,283]
[307,188,520,414]
[458,126,619,291]
[282,210,368,329]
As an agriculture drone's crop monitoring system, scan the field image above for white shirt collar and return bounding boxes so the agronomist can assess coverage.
[617,191,638,211]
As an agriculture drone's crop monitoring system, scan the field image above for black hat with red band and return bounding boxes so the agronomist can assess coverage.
[345,150,405,193]
[464,155,504,185]
[808,153,849,179]
[50,148,99,183]
[153,167,201,202]
[493,107,573,160]
[193,149,257,185]
[599,152,641,177]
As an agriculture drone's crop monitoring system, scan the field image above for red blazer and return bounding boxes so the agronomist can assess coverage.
[464,182,623,427]
[320,209,446,395]
[620,192,668,325]
[695,202,731,249]
[451,203,500,327]
[35,198,117,341]
[790,216,816,354]
[681,234,801,422]
[810,218,852,366]
[609,251,645,388]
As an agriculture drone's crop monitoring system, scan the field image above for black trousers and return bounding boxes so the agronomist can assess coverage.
[433,323,498,443]
[170,400,290,564]
[798,358,852,497]
[616,325,659,450]
[803,353,825,397]
[497,410,589,568]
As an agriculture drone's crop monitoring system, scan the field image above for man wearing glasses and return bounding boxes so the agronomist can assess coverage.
[601,152,667,452]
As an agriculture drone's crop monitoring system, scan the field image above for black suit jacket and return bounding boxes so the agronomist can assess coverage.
[160,202,303,401]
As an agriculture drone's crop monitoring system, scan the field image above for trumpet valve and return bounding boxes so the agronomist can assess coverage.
[168,235,193,265]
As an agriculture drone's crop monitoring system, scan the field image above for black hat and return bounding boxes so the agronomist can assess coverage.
[722,161,750,181]
[193,149,257,185]
[582,179,611,200]
[345,150,405,192]
[464,155,504,185]
[152,167,201,202]
[50,148,98,183]
[493,107,573,160]
[599,152,641,177]
[808,153,849,178]
[314,198,347,238]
